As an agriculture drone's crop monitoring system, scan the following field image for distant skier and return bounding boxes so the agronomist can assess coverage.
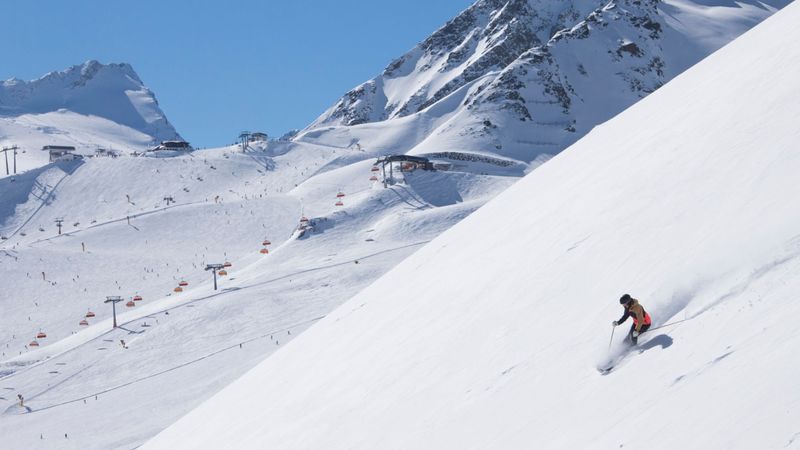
[17,394,23,407]
[612,294,651,345]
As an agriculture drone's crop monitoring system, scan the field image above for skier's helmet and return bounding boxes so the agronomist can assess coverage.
[619,294,632,304]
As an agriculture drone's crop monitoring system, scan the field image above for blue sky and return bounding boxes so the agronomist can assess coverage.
[1,0,473,147]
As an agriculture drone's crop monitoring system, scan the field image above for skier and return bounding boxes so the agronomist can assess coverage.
[612,294,651,345]
[17,394,23,407]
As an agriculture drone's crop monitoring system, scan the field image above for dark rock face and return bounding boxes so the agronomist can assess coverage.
[311,0,668,131]
[395,0,543,118]
[316,0,577,128]
[461,0,672,156]
[324,80,380,126]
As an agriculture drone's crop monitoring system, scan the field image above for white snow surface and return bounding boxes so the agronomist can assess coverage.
[0,1,793,448]
[145,3,800,449]
[0,134,515,447]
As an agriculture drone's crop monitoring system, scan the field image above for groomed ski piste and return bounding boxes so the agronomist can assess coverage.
[0,132,519,448]
[144,3,800,449]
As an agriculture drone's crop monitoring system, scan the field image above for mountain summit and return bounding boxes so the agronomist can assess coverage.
[1,60,180,143]
[304,0,789,163]
[0,60,181,173]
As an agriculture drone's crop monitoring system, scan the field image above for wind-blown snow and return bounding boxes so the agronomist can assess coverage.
[145,3,800,449]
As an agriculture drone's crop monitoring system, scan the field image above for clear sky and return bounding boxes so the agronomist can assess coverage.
[1,0,473,147]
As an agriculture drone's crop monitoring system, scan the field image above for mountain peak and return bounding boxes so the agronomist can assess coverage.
[0,61,181,157]
[304,0,787,165]
[29,60,144,90]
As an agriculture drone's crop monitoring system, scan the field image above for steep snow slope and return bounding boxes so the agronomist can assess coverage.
[302,0,789,164]
[145,3,800,449]
[0,61,181,174]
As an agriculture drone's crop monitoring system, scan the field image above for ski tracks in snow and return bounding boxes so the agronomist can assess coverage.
[1,163,76,243]
[649,235,800,342]
[24,315,325,414]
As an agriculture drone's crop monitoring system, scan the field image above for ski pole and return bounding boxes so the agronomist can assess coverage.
[648,317,692,333]
[608,325,616,351]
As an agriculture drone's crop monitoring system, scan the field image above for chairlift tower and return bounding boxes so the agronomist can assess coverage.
[1,145,19,175]
[163,195,175,206]
[239,132,249,152]
[55,218,64,235]
[205,263,225,290]
[104,296,123,328]
[238,131,251,153]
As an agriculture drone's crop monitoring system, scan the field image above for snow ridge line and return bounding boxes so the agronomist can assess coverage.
[25,315,326,414]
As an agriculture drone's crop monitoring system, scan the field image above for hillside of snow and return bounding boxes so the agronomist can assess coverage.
[0,1,794,448]
[1,61,181,174]
[0,133,516,448]
[144,2,800,449]
[301,0,790,165]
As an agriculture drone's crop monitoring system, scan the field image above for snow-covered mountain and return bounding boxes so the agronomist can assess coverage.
[303,0,790,163]
[0,96,521,448]
[0,1,793,449]
[0,60,181,173]
[144,2,800,448]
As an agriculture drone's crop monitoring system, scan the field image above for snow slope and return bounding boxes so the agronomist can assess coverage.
[0,2,792,448]
[1,61,181,174]
[145,3,800,449]
[0,136,515,448]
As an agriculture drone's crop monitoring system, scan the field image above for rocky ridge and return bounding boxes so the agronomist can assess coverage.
[304,0,787,163]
